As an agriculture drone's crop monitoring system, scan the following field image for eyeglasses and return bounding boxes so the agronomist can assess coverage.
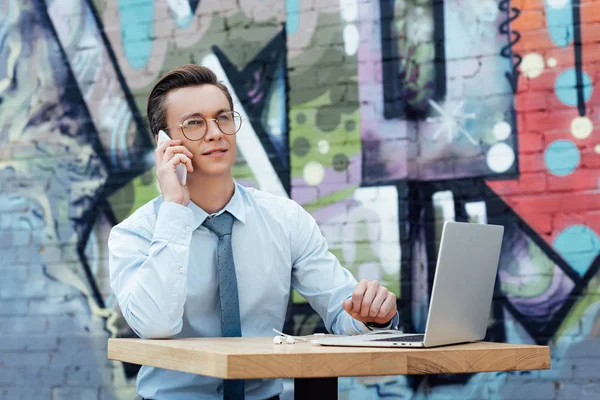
[164,110,242,141]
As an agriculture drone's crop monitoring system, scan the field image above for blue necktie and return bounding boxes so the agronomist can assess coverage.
[203,212,245,400]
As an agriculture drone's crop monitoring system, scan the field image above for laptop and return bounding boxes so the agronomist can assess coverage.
[313,221,504,348]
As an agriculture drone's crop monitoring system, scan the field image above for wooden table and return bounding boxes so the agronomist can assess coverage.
[108,336,550,399]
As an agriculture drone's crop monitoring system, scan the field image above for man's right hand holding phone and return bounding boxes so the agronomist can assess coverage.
[155,138,194,206]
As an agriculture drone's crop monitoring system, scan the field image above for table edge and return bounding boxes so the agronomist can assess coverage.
[107,339,551,379]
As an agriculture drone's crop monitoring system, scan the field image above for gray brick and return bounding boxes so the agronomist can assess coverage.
[0,336,28,352]
[572,358,600,379]
[0,249,17,265]
[556,382,583,400]
[38,367,65,386]
[564,339,600,359]
[49,352,75,369]
[16,246,43,263]
[0,352,50,368]
[97,366,115,383]
[50,351,107,369]
[0,266,28,281]
[0,387,51,400]
[0,299,28,315]
[0,335,58,352]
[582,383,600,399]
[87,365,115,386]
[44,281,80,299]
[57,334,109,355]
[28,295,89,316]
[0,280,47,300]
[100,387,140,400]
[7,229,34,247]
[5,367,39,386]
[64,365,93,386]
[46,315,97,335]
[0,317,46,334]
[0,367,18,385]
[501,380,556,400]
[52,387,100,400]
[26,336,60,352]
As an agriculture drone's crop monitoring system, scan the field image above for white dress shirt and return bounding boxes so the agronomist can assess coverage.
[108,182,399,399]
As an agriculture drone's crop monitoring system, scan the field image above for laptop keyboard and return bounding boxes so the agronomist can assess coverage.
[371,334,424,342]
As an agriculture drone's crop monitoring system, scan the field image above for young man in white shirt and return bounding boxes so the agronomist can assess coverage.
[108,64,399,400]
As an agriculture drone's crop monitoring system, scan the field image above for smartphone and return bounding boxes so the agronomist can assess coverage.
[157,130,187,185]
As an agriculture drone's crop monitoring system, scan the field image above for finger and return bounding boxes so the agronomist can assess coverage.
[360,281,380,318]
[377,293,397,320]
[163,145,194,164]
[351,280,368,314]
[369,286,388,318]
[157,139,182,154]
[343,299,352,314]
[168,153,194,173]
[165,144,193,158]
[155,139,182,166]
[184,156,194,172]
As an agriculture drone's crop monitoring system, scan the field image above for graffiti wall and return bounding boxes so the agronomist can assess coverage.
[1,0,599,398]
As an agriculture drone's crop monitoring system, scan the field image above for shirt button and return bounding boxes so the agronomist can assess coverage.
[185,225,191,232]
[177,268,184,274]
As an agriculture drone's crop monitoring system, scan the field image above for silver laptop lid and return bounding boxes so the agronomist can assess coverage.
[423,221,504,347]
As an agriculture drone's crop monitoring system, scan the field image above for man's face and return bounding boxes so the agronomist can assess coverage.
[162,84,237,177]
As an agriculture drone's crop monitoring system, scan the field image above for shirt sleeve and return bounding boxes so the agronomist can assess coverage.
[290,203,399,335]
[108,201,194,339]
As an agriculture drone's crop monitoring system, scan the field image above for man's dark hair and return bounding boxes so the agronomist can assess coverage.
[147,64,234,137]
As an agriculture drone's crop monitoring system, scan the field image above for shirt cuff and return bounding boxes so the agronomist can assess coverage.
[376,312,400,330]
[351,312,400,333]
[154,201,195,246]
[351,318,370,334]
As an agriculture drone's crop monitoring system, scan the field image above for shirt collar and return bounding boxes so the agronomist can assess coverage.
[186,181,246,231]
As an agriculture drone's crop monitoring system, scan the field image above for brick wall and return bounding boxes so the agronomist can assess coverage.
[0,0,599,398]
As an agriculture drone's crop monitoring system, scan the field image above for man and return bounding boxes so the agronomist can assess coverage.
[108,64,399,400]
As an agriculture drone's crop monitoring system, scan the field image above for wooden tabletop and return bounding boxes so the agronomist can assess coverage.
[108,336,550,379]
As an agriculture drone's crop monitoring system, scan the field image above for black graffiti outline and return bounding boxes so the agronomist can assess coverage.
[211,29,291,195]
[572,0,586,117]
[499,0,522,94]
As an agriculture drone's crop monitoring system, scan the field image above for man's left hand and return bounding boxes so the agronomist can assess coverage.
[342,279,397,325]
